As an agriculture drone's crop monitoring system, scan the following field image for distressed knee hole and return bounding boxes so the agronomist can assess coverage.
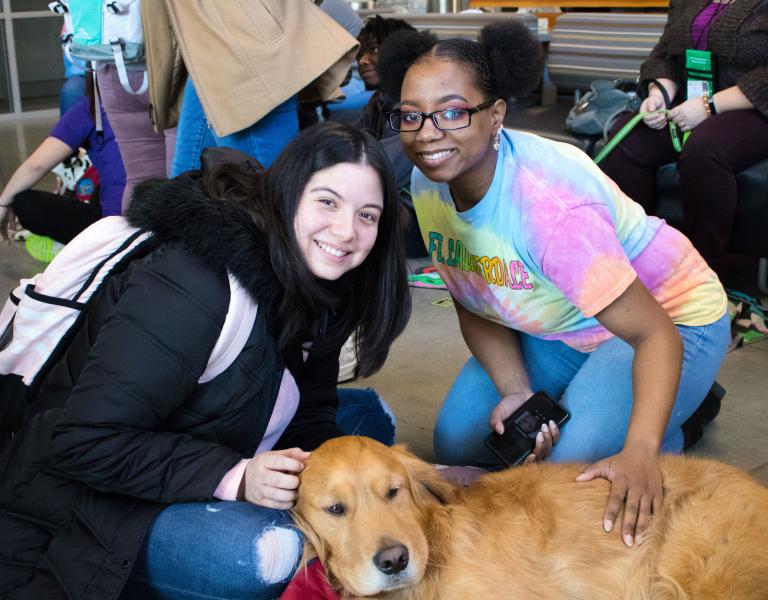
[253,526,301,584]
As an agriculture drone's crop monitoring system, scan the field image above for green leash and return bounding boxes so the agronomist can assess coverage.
[593,110,690,165]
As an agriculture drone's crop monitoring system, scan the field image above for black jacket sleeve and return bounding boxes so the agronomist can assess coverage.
[49,245,243,503]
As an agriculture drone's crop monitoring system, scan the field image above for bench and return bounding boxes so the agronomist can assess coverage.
[356,11,539,39]
[504,12,668,153]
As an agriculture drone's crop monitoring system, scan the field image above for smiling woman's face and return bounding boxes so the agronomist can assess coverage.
[398,57,504,206]
[294,162,384,281]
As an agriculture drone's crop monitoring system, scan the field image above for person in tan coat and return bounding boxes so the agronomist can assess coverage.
[156,0,358,176]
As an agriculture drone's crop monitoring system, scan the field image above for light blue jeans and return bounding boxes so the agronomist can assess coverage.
[434,313,731,467]
[59,75,86,116]
[170,79,299,177]
[121,388,395,600]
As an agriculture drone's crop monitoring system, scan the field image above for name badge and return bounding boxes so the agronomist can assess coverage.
[685,48,714,99]
[687,79,711,99]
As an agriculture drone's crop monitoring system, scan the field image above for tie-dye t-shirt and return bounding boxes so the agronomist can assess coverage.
[411,129,727,353]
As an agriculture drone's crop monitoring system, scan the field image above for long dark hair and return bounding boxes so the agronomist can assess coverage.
[378,19,543,103]
[203,122,411,377]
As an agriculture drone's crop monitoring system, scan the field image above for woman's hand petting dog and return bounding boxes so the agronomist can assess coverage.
[242,448,311,510]
[489,392,561,461]
[576,445,663,548]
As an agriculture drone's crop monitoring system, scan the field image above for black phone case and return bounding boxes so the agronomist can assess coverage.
[484,392,570,467]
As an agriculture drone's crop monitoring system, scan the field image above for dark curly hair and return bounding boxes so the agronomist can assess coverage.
[358,15,416,48]
[378,19,543,103]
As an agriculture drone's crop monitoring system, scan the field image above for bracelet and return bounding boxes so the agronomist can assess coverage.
[701,95,712,118]
[708,94,718,115]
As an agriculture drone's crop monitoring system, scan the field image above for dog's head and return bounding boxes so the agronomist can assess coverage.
[293,436,458,597]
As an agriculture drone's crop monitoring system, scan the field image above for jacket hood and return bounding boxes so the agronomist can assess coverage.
[125,169,281,311]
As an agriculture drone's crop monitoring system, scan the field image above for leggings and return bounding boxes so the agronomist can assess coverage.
[97,66,177,212]
[13,189,100,244]
[599,108,768,269]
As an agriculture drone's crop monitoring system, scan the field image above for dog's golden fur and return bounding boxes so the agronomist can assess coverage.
[293,436,768,599]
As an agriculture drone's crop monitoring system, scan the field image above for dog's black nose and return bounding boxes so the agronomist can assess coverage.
[374,544,409,575]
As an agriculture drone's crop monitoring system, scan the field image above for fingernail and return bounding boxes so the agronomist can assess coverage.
[604,519,613,532]
[537,432,544,443]
[624,534,634,547]
[549,420,556,429]
[541,423,549,433]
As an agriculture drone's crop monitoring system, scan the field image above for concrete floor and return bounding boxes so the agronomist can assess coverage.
[1,113,766,485]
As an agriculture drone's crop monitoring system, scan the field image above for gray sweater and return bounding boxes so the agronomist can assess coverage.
[640,0,768,116]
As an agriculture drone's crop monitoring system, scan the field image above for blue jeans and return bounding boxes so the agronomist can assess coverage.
[170,79,299,177]
[60,75,86,116]
[121,388,395,600]
[434,313,731,466]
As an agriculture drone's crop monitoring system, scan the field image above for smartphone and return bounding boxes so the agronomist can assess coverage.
[484,392,570,467]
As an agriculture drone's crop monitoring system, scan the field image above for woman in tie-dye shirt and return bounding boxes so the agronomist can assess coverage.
[378,20,730,548]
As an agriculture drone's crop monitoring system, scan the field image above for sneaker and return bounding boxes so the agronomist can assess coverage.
[682,382,726,451]
[25,234,64,264]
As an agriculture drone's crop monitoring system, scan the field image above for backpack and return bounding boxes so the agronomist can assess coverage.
[49,0,147,95]
[0,217,257,430]
[566,80,641,139]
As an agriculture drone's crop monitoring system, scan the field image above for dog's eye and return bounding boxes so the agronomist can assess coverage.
[387,487,399,500]
[325,503,345,515]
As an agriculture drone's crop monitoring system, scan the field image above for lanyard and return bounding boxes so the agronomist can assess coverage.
[693,0,730,49]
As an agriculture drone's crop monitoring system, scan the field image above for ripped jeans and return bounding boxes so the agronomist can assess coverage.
[121,388,395,600]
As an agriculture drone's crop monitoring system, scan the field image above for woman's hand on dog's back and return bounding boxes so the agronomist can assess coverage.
[241,448,311,510]
[576,444,663,548]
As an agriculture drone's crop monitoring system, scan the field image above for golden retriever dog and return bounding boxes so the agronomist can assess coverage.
[293,436,768,599]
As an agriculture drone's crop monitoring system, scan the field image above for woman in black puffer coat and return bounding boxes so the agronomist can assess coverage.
[0,122,411,600]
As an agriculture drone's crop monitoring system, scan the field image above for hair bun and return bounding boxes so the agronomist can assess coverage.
[378,29,438,101]
[479,20,543,100]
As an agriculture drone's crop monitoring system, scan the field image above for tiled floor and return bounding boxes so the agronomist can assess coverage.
[1,114,766,484]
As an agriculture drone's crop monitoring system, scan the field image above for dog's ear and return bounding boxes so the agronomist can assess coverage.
[392,444,460,506]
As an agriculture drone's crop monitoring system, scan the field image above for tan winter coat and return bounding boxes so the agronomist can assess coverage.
[142,0,187,132]
[155,0,358,137]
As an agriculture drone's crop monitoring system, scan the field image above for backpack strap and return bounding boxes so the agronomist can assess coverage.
[107,0,147,95]
[199,273,259,384]
[110,39,148,95]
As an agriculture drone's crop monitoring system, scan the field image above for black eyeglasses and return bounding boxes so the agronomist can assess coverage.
[388,100,496,132]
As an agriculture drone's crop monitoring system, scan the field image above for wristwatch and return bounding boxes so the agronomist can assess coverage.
[707,94,718,116]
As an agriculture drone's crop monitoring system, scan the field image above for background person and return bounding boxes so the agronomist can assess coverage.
[167,0,358,177]
[356,16,426,257]
[0,95,125,244]
[599,0,768,274]
[356,16,417,140]
[378,20,729,548]
[0,122,410,600]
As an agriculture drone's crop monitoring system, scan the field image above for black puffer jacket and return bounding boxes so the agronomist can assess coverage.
[0,175,344,599]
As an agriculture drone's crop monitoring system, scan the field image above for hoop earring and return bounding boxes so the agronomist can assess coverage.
[492,129,501,152]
